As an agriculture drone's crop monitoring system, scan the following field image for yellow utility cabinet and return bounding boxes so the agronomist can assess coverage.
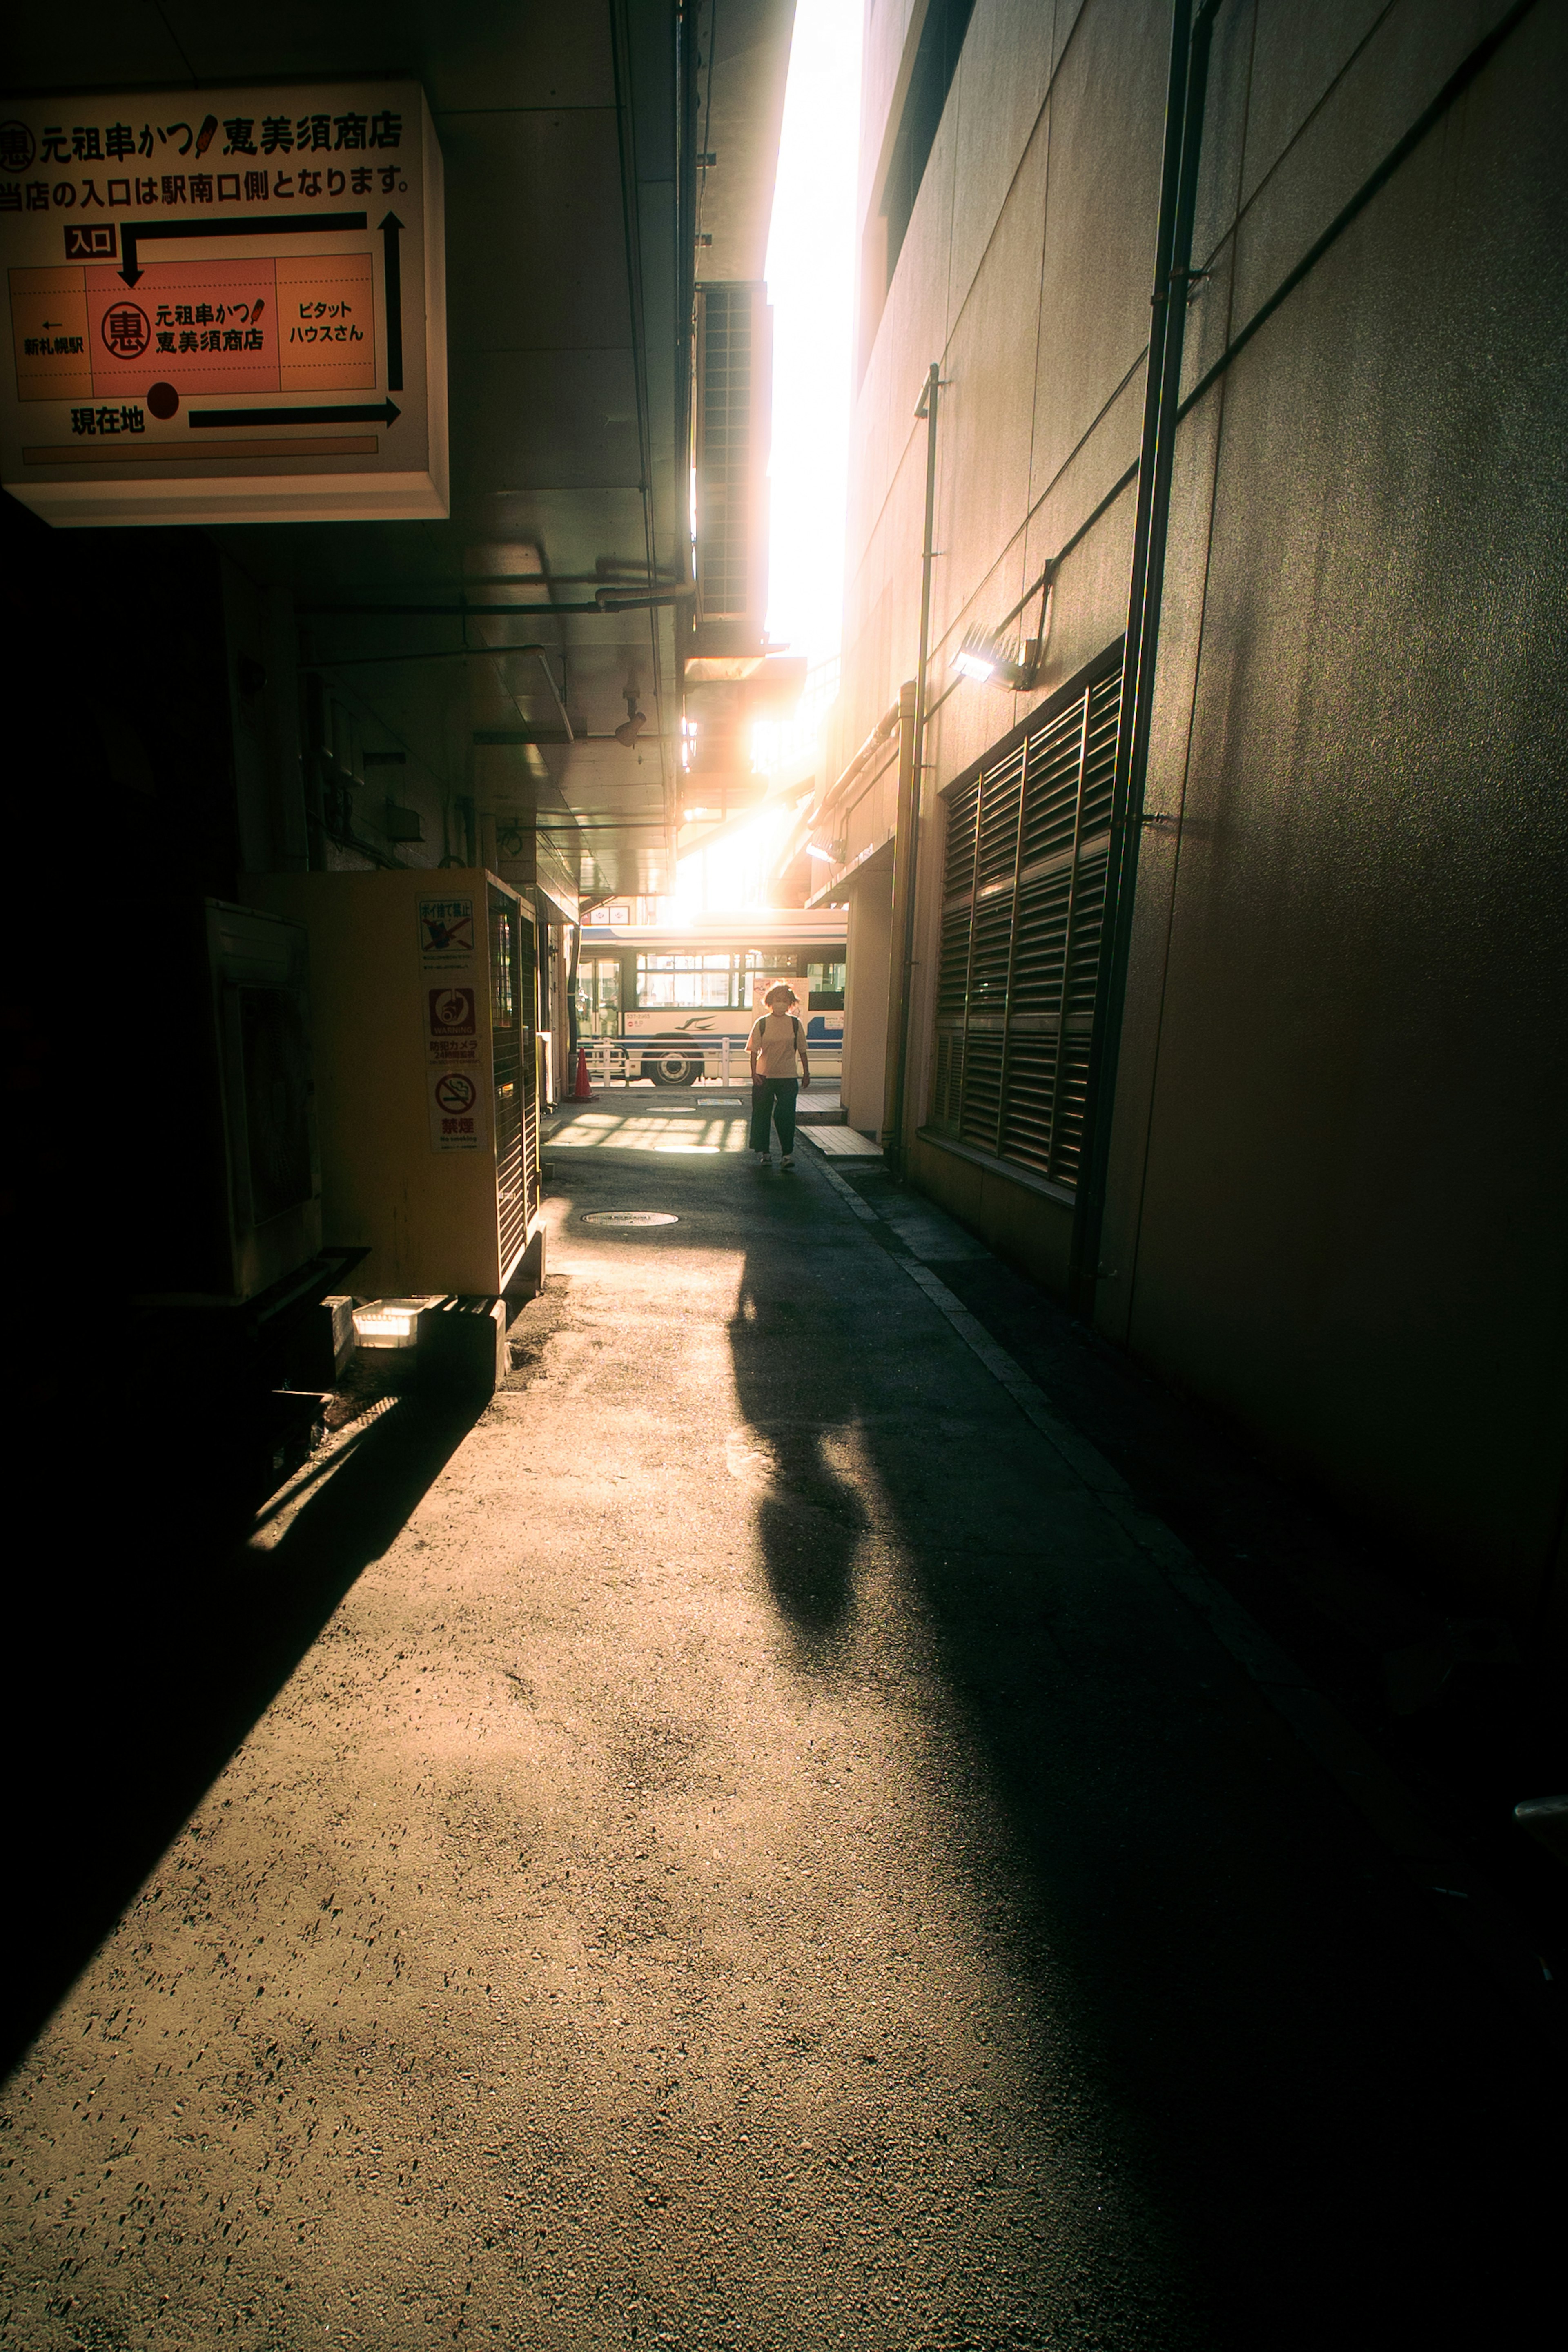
[252,869,539,1298]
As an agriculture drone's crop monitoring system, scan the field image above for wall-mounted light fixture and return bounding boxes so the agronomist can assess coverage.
[614,687,648,749]
[951,624,1040,691]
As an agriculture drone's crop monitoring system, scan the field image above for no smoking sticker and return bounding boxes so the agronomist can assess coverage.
[428,1062,483,1153]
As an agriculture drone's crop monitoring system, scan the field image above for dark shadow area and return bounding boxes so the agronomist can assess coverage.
[2,1380,484,2079]
[844,1163,1568,1982]
[724,1157,1563,2348]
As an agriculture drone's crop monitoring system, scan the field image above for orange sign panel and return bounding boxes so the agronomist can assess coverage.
[275,252,375,390]
[11,254,377,402]
[0,79,445,525]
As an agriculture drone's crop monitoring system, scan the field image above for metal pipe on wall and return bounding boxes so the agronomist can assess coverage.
[295,594,694,617]
[1068,0,1220,1314]
[885,360,944,1179]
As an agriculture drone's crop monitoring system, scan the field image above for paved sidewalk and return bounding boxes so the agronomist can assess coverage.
[1,1118,1557,2349]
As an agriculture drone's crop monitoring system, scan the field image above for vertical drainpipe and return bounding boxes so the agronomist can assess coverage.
[566,922,581,1060]
[886,360,943,1181]
[1068,0,1219,1316]
[675,0,701,886]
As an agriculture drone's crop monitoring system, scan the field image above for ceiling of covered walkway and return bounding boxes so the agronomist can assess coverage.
[5,0,794,900]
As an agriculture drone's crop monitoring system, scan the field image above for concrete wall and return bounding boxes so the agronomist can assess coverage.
[840,0,1568,1636]
[1103,0,1568,1630]
[842,857,894,1134]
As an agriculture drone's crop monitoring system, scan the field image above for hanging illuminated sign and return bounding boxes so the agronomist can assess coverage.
[0,81,446,526]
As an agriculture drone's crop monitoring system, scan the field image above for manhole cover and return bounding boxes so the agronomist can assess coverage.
[580,1210,679,1227]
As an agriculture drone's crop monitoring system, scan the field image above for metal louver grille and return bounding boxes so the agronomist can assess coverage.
[928,657,1123,1190]
[698,287,754,619]
[489,885,531,1279]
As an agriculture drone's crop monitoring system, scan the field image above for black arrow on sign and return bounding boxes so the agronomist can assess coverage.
[118,211,369,285]
[379,212,404,391]
[189,400,401,428]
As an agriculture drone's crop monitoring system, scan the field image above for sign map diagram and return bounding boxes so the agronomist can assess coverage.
[0,81,446,523]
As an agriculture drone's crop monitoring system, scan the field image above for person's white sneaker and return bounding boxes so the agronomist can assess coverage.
[755,1150,770,1166]
[780,1155,795,1170]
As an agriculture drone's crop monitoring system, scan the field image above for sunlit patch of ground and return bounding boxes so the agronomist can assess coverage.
[551,1112,753,1154]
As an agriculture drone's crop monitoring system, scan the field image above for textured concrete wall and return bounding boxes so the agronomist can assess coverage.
[839,0,1160,789]
[1105,0,1568,1624]
[841,0,1568,1628]
[843,861,894,1134]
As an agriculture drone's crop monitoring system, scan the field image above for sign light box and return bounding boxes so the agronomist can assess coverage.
[0,82,446,526]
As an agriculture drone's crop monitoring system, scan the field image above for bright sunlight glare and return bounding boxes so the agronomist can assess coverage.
[676,0,862,917]
[764,0,864,671]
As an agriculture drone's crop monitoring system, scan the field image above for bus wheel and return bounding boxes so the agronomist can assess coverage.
[647,1053,702,1087]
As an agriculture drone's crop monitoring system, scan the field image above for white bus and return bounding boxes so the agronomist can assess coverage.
[575,909,847,1087]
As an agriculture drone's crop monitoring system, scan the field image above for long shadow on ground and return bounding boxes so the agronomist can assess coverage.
[3,1389,483,2078]
[727,1161,1562,2350]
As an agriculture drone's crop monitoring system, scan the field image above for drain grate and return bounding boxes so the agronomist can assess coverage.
[580,1210,679,1227]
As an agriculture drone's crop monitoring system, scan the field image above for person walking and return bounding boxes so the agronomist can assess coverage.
[748,982,811,1168]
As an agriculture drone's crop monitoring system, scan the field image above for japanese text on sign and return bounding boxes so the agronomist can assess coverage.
[0,109,403,218]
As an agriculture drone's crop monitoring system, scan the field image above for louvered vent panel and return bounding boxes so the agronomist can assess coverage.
[1080,675,1120,834]
[968,891,1016,1014]
[1020,704,1088,867]
[1064,851,1109,1022]
[973,750,1024,891]
[1009,866,1073,1014]
[925,656,1124,1191]
[943,780,980,901]
[998,1036,1060,1175]
[523,1081,541,1223]
[937,902,972,1018]
[931,1029,964,1130]
[1047,1038,1094,1184]
[958,1031,1004,1154]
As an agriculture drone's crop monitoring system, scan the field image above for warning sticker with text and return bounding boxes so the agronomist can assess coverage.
[417,895,475,972]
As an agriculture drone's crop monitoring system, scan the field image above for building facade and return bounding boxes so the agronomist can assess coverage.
[808,0,1568,1651]
[2,0,795,1522]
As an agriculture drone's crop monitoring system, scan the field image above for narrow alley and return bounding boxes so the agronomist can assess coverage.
[2,1112,1557,2350]
[2,1,1566,2341]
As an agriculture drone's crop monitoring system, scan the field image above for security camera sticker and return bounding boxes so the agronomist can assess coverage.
[428,984,476,1034]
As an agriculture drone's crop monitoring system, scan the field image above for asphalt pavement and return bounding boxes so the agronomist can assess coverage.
[1,1105,1557,2349]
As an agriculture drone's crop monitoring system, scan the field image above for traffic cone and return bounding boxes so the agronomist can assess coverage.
[572,1046,598,1101]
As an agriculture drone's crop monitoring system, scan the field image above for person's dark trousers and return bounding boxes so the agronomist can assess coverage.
[750,1078,798,1154]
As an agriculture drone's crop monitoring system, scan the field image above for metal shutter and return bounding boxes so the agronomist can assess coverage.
[929,661,1122,1189]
